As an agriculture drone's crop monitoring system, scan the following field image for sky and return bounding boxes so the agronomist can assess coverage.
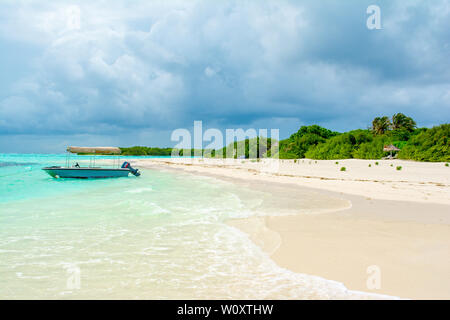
[0,0,449,153]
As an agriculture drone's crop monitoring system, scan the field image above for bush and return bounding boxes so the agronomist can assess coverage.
[278,150,298,159]
[120,146,173,156]
[279,125,339,159]
[219,137,275,159]
[305,130,387,160]
[396,166,402,171]
[398,124,449,162]
[353,135,390,159]
[305,131,361,159]
[340,167,346,171]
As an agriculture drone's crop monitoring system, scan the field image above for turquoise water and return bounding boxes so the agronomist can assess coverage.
[0,154,377,299]
[0,154,169,203]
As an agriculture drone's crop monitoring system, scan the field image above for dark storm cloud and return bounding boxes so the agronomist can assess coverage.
[0,0,449,152]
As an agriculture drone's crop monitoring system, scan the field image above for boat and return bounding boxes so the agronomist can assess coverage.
[42,146,141,179]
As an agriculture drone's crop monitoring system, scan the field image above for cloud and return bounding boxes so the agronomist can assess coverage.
[0,0,449,152]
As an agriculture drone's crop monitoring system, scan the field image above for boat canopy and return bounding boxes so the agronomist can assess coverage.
[66,146,121,155]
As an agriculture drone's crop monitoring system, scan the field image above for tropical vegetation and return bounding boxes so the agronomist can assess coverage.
[119,113,449,162]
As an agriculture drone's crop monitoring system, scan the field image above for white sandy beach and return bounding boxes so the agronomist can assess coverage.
[134,158,450,205]
[133,158,450,299]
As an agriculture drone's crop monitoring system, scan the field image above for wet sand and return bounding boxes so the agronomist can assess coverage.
[134,158,450,299]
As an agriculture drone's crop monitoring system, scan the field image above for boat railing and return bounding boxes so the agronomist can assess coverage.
[64,150,123,169]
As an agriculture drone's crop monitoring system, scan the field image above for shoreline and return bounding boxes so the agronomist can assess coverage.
[134,158,450,299]
[132,158,450,205]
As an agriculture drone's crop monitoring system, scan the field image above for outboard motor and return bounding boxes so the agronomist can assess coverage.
[121,162,141,176]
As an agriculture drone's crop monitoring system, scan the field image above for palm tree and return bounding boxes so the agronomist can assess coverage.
[372,116,391,135]
[392,113,416,131]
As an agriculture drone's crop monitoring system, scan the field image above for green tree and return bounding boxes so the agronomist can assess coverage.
[392,113,416,131]
[372,116,391,135]
[305,130,372,160]
[218,137,275,159]
[398,124,449,162]
[279,125,339,158]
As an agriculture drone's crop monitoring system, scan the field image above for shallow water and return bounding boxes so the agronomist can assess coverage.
[0,154,383,299]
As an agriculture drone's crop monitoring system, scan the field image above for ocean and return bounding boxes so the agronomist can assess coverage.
[0,154,381,299]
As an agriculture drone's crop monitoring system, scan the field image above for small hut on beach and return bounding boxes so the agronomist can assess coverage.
[383,144,400,158]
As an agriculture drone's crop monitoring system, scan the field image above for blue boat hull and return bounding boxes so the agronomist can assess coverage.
[42,167,131,179]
